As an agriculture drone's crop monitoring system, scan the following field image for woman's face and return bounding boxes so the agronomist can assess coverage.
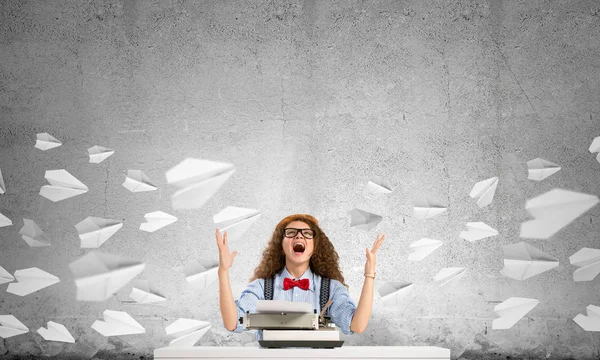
[281,220,315,264]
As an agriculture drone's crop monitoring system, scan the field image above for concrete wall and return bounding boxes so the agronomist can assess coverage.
[1,0,599,359]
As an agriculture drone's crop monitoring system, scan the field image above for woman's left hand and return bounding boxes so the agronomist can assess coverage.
[365,233,386,275]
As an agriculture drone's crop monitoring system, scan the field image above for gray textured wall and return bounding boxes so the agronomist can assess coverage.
[1,0,600,359]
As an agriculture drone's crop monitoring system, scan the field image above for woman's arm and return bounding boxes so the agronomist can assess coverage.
[349,275,375,333]
[218,268,239,331]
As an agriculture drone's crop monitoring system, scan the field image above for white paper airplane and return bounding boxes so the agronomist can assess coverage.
[183,258,219,289]
[37,321,75,343]
[0,315,29,338]
[92,310,145,336]
[408,238,443,261]
[348,208,383,231]
[19,219,51,247]
[500,242,559,280]
[35,133,62,151]
[6,267,60,296]
[527,158,561,181]
[165,158,235,210]
[129,280,166,303]
[139,211,177,232]
[459,222,498,242]
[0,168,5,194]
[520,189,599,239]
[69,251,145,301]
[122,170,157,192]
[492,297,539,330]
[165,318,211,347]
[365,175,393,194]
[0,212,11,228]
[469,177,499,208]
[433,267,466,287]
[88,145,115,164]
[573,305,600,332]
[413,198,446,220]
[213,206,260,242]
[0,265,14,285]
[589,136,600,163]
[39,169,89,202]
[75,217,122,248]
[569,248,600,282]
[378,282,413,307]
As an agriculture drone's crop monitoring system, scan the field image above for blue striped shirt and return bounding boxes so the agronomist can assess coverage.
[231,267,356,340]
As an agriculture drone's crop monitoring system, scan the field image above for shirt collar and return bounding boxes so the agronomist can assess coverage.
[280,266,315,293]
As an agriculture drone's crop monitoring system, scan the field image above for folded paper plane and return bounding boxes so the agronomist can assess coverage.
[122,170,157,192]
[378,282,413,307]
[0,265,14,285]
[0,315,29,339]
[413,198,446,220]
[92,310,145,336]
[129,280,166,303]
[19,219,51,247]
[492,297,539,330]
[569,248,600,282]
[0,212,11,228]
[0,168,5,194]
[527,158,561,181]
[165,158,235,210]
[35,133,62,151]
[6,267,60,296]
[573,305,600,332]
[139,211,177,232]
[40,169,89,202]
[469,177,498,208]
[213,206,260,242]
[459,222,498,242]
[37,321,75,343]
[434,267,466,287]
[166,318,211,347]
[183,259,219,289]
[69,251,145,301]
[75,217,122,248]
[408,238,443,261]
[88,145,115,164]
[500,242,559,280]
[589,136,600,163]
[348,208,383,231]
[366,175,393,194]
[520,189,599,239]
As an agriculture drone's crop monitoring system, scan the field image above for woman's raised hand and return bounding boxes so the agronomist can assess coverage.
[364,233,385,275]
[216,228,237,272]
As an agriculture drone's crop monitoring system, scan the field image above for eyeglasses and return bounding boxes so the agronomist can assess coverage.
[284,228,315,239]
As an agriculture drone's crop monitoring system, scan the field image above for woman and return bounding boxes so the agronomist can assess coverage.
[217,213,385,340]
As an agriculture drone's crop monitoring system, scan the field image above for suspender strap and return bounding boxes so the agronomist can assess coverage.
[263,276,274,300]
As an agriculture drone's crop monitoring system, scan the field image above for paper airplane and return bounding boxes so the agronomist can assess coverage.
[0,212,11,228]
[92,310,145,336]
[88,145,115,164]
[500,242,559,280]
[139,211,177,232]
[39,169,89,202]
[165,158,235,210]
[573,305,600,332]
[365,175,393,194]
[122,170,157,192]
[492,297,539,329]
[469,177,498,208]
[378,282,413,307]
[69,251,145,301]
[6,267,60,296]
[459,222,498,242]
[129,280,166,303]
[75,217,122,248]
[213,206,260,242]
[0,315,29,339]
[183,258,219,289]
[35,133,62,151]
[0,265,14,285]
[569,248,600,282]
[37,321,75,343]
[589,136,600,163]
[408,238,443,261]
[413,198,446,220]
[165,318,211,347]
[348,208,383,231]
[0,168,5,194]
[19,219,51,247]
[433,267,466,287]
[527,158,561,181]
[520,189,599,239]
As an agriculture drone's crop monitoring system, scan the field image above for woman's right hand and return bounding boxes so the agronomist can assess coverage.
[216,228,237,271]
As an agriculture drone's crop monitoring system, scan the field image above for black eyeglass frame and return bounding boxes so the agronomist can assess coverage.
[283,228,315,239]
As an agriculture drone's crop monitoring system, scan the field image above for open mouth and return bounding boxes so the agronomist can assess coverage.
[293,242,305,254]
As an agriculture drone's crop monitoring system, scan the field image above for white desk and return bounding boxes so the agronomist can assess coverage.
[154,346,451,360]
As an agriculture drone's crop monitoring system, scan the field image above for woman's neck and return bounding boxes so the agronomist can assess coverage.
[285,262,309,279]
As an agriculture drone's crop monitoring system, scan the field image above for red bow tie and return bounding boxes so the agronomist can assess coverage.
[283,277,310,291]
